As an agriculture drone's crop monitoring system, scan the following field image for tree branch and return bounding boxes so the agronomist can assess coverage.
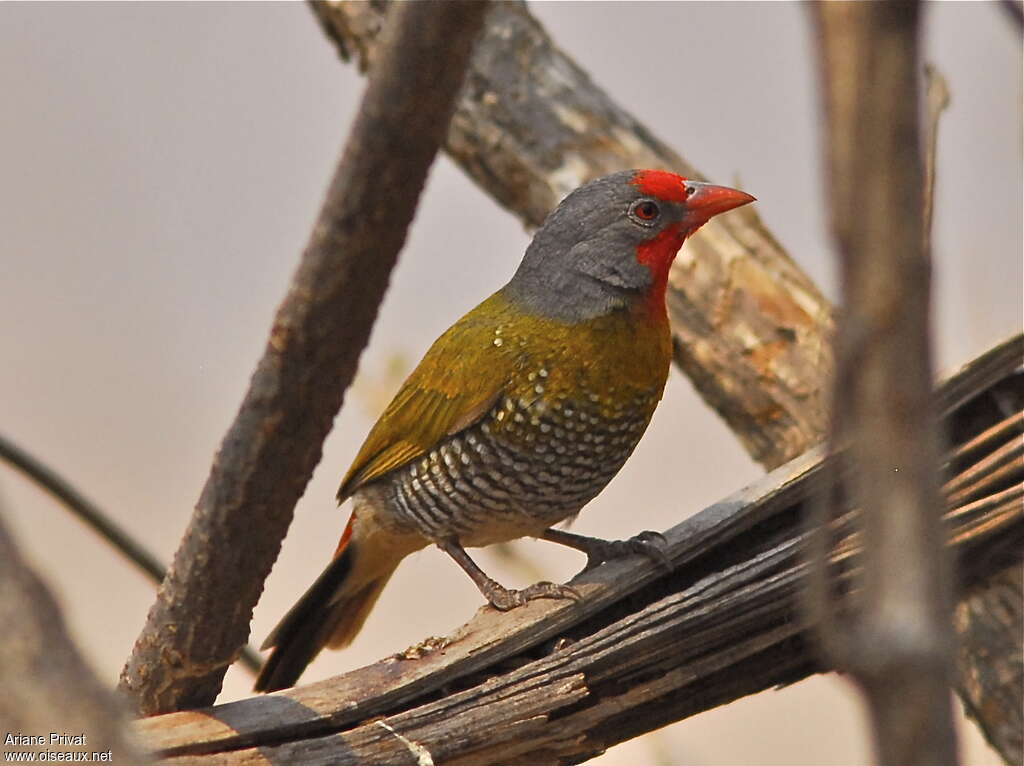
[813,4,958,764]
[118,0,490,715]
[133,336,1022,764]
[0,506,147,764]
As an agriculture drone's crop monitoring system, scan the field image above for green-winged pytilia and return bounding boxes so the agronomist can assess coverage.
[255,169,755,692]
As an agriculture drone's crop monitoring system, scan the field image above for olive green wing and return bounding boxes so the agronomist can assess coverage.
[337,298,516,502]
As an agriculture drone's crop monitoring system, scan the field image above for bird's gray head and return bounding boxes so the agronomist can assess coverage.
[504,169,754,323]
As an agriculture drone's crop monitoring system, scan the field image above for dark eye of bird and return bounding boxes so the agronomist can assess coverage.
[631,200,660,221]
[685,186,696,197]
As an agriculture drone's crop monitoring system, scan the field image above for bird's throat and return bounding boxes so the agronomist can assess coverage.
[634,225,686,322]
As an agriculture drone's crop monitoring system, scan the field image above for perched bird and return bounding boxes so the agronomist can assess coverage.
[255,169,754,692]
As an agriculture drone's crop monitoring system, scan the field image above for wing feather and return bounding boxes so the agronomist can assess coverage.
[337,293,515,502]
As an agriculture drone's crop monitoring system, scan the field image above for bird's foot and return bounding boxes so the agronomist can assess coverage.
[438,537,582,612]
[541,528,673,572]
[582,530,672,571]
[481,578,581,611]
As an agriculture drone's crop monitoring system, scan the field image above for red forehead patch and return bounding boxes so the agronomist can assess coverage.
[631,169,690,204]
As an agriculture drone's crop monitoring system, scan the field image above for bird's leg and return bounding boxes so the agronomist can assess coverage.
[438,538,581,611]
[540,528,673,572]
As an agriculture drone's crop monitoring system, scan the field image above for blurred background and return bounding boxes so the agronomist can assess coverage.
[1,3,1020,764]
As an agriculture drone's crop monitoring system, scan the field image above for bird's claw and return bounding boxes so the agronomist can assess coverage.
[583,530,672,572]
[483,579,581,611]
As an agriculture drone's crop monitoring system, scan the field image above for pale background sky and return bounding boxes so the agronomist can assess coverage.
[1,3,1020,764]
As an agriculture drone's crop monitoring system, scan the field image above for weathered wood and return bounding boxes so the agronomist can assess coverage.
[955,567,1024,765]
[135,336,1023,764]
[118,0,490,715]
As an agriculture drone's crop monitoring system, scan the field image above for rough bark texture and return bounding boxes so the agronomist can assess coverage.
[312,0,834,471]
[0,512,147,764]
[814,3,958,764]
[118,0,490,715]
[955,568,1023,765]
[132,336,1022,765]
[311,2,1022,760]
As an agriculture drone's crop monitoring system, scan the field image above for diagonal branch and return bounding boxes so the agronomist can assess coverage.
[0,432,264,676]
[118,0,490,715]
[133,335,1023,764]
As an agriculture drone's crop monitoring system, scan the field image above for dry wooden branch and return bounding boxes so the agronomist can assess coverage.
[118,1,490,715]
[311,2,1021,757]
[0,509,147,764]
[813,4,959,764]
[133,335,1023,765]
[312,0,834,472]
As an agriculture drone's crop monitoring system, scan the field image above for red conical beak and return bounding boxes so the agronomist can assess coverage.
[683,182,756,226]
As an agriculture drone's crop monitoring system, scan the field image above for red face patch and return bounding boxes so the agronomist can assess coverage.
[634,222,686,322]
[631,170,691,204]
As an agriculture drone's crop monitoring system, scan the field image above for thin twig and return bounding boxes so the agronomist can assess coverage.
[948,411,1024,466]
[0,432,166,583]
[0,432,265,676]
[945,440,1024,503]
[118,0,490,715]
[923,64,950,254]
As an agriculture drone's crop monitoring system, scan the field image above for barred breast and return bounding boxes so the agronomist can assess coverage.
[373,370,663,548]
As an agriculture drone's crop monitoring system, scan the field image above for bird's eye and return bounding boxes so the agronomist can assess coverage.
[685,186,696,197]
[630,199,660,223]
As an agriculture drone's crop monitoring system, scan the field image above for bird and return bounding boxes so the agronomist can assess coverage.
[255,169,754,692]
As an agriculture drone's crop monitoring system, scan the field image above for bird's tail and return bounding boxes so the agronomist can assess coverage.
[254,513,405,692]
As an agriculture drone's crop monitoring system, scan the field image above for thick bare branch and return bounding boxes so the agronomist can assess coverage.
[118,1,490,715]
[814,3,958,765]
[313,0,834,472]
[134,338,1022,763]
[0,509,147,764]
